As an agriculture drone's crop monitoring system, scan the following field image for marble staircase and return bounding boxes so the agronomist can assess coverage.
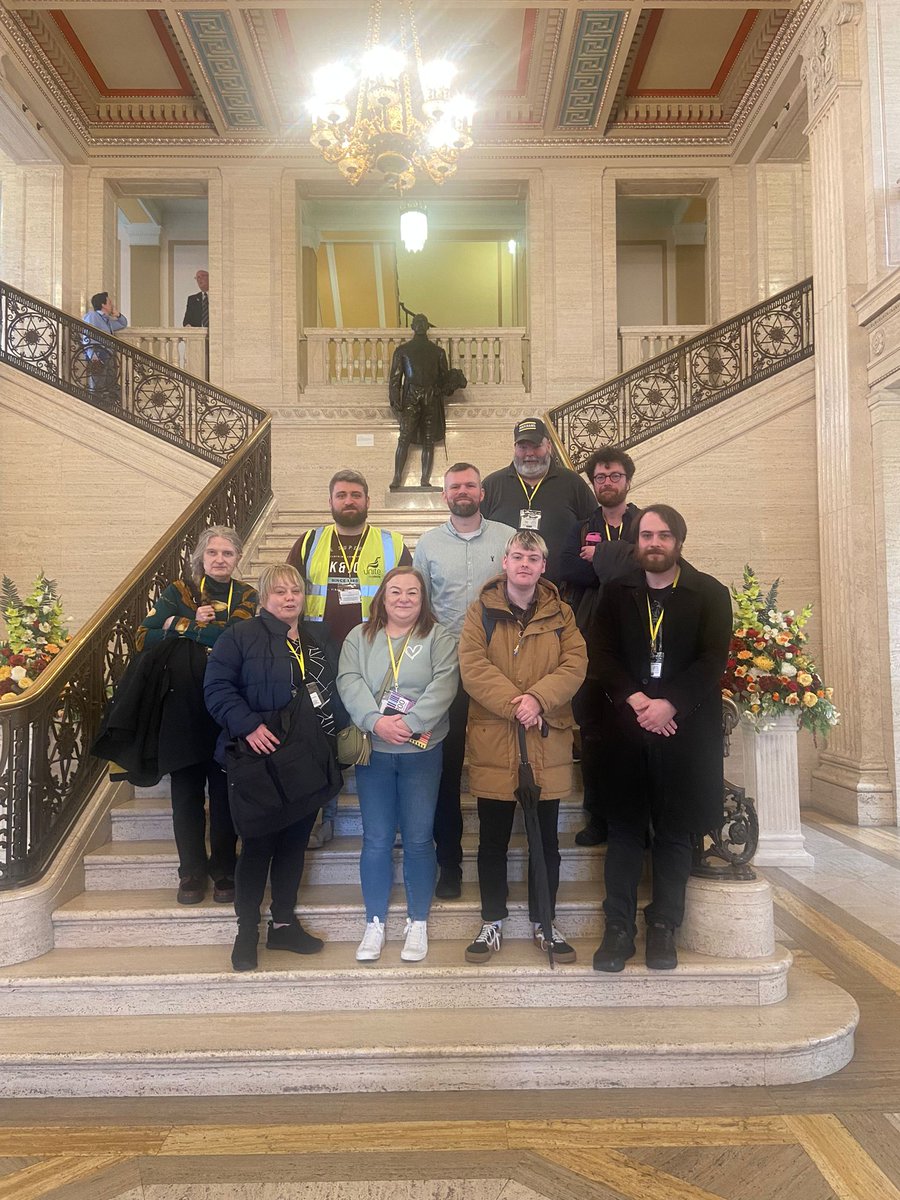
[0,777,859,1097]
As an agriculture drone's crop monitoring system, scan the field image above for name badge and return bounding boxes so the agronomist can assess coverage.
[519,508,542,530]
[306,681,325,708]
[650,652,665,679]
[380,688,415,715]
[338,587,362,605]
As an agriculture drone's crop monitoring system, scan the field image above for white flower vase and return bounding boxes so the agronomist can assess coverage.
[742,712,814,868]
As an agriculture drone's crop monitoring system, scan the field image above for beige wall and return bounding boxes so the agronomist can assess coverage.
[0,365,215,633]
[129,245,161,326]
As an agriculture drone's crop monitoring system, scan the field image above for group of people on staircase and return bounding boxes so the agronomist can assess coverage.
[100,415,730,977]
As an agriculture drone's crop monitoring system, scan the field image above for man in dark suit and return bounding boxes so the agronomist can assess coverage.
[589,504,732,972]
[183,269,209,328]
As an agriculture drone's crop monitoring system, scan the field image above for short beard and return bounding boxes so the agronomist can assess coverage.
[448,497,479,517]
[638,547,678,574]
[332,506,367,529]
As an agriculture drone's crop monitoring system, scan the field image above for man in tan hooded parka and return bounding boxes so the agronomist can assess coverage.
[458,530,587,964]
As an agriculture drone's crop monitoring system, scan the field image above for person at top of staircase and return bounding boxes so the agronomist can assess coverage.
[135,526,258,907]
[287,468,411,848]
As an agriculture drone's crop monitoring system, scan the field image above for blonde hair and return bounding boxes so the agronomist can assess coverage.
[504,530,548,559]
[258,563,305,605]
[190,526,243,584]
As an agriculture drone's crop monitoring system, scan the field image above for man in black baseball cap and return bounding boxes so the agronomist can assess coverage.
[480,418,597,585]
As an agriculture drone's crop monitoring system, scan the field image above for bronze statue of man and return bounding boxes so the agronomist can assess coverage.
[388,313,451,489]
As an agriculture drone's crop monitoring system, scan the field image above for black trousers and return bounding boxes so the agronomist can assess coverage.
[234,810,318,927]
[169,759,236,882]
[602,820,693,931]
[433,681,468,869]
[572,678,608,829]
[476,797,560,924]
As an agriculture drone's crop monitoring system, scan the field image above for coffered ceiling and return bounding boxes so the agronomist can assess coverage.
[0,0,808,154]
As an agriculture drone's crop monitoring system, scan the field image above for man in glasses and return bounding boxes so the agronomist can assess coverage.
[559,447,640,846]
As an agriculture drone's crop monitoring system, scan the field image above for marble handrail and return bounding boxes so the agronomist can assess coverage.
[304,328,529,389]
[119,327,208,380]
[618,325,708,372]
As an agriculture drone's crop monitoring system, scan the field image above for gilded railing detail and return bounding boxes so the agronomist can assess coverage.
[0,281,264,465]
[549,279,814,470]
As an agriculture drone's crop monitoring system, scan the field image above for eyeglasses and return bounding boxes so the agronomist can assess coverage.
[592,472,626,484]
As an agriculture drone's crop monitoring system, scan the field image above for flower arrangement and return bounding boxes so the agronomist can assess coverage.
[0,573,70,702]
[721,566,839,741]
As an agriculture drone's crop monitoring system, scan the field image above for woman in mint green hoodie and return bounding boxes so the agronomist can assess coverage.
[338,567,458,966]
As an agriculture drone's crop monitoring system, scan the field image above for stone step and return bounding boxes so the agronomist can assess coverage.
[0,971,857,1096]
[84,834,605,891]
[52,881,607,948]
[0,940,793,1017]
[112,793,591,842]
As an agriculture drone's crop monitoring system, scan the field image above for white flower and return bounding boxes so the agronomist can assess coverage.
[785,653,793,659]
[781,662,797,677]
[10,666,26,682]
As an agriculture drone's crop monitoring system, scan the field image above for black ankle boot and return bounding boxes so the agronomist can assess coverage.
[231,925,259,972]
[592,922,636,973]
[645,922,677,970]
[266,919,324,955]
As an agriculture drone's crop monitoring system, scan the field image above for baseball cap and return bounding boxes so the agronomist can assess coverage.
[513,418,550,444]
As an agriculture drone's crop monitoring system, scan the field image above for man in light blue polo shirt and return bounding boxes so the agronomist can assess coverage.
[413,462,516,898]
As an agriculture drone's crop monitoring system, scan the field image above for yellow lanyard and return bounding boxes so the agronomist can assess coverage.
[518,473,544,506]
[646,567,680,648]
[334,526,370,579]
[286,638,305,680]
[201,576,233,618]
[603,520,620,542]
[387,631,413,689]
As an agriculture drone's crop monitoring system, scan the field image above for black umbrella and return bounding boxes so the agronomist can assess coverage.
[516,721,556,969]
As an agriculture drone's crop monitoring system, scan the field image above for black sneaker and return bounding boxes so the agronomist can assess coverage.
[574,823,608,847]
[266,919,324,955]
[645,922,678,970]
[231,926,259,972]
[465,921,502,963]
[213,878,235,904]
[533,923,577,964]
[176,875,207,905]
[435,865,462,899]
[592,922,636,972]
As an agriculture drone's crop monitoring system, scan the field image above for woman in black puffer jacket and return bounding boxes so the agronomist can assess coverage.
[205,563,349,972]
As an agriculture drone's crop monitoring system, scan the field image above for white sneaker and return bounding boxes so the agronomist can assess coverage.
[356,917,386,962]
[400,918,428,962]
[307,817,334,850]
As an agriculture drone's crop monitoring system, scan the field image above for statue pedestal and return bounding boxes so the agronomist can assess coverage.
[384,488,446,511]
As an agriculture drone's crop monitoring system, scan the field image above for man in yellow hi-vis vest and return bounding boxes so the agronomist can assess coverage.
[287,469,412,845]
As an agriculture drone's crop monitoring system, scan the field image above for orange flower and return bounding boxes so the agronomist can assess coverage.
[775,632,791,645]
[754,640,766,650]
[785,694,800,706]
[45,644,59,655]
[737,650,753,661]
[772,693,780,701]
[734,666,748,678]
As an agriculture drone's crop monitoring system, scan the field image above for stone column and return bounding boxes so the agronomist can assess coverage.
[801,0,894,823]
[212,165,298,408]
[868,382,900,817]
[0,160,64,305]
[743,715,815,867]
[750,163,812,300]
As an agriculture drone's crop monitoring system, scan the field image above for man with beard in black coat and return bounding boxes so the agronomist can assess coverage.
[589,504,732,972]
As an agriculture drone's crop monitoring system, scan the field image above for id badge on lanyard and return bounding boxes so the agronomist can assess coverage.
[519,508,541,530]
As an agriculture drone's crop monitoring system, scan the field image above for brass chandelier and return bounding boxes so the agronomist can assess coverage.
[306,0,475,193]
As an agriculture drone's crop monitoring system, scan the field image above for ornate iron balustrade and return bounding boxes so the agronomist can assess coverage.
[0,421,272,890]
[0,280,264,466]
[548,279,814,470]
[692,698,759,881]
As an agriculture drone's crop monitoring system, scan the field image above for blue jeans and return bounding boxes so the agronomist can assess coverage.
[355,744,443,922]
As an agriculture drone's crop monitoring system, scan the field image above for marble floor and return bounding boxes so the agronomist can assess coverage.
[3,812,900,1200]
